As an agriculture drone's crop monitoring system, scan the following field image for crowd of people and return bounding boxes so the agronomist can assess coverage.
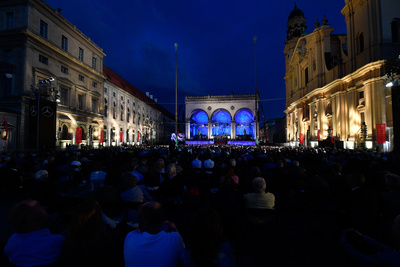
[1,145,400,266]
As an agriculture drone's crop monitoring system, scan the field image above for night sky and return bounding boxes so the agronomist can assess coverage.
[44,0,347,123]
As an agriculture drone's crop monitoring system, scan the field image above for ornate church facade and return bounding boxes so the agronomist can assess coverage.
[284,1,400,151]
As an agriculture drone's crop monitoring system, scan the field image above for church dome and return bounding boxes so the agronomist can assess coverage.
[285,2,307,43]
[288,3,305,20]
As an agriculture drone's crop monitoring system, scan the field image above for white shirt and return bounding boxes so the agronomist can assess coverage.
[124,230,184,267]
[192,158,202,169]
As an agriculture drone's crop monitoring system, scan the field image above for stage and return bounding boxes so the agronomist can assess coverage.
[185,140,256,146]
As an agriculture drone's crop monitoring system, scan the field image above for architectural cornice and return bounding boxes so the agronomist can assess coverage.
[26,30,106,80]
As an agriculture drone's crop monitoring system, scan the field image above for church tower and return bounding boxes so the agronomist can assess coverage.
[284,3,307,87]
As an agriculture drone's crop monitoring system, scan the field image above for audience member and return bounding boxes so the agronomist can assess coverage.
[60,198,123,266]
[160,163,185,202]
[341,214,400,266]
[4,199,65,267]
[124,202,184,267]
[244,177,275,209]
[180,206,234,267]
[89,160,107,192]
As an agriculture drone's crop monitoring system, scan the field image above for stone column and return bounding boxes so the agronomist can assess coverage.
[208,120,212,139]
[231,120,235,139]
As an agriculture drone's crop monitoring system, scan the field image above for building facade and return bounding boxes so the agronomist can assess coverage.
[284,1,400,151]
[103,66,174,147]
[0,0,174,152]
[0,0,105,151]
[185,93,259,141]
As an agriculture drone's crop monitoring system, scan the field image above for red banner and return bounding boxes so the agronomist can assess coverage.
[120,131,123,143]
[137,133,139,142]
[317,130,320,141]
[76,127,82,143]
[100,130,104,143]
[299,133,304,143]
[376,124,386,144]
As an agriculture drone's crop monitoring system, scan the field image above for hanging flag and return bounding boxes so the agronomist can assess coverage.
[317,129,320,141]
[137,133,139,142]
[376,124,386,144]
[76,127,82,143]
[100,130,104,143]
[120,131,123,143]
[2,115,8,141]
[299,133,304,144]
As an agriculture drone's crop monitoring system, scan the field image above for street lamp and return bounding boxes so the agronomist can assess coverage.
[30,77,59,152]
[253,36,259,142]
[174,43,178,136]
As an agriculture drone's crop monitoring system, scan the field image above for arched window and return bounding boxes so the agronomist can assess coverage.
[61,124,70,140]
[392,19,400,43]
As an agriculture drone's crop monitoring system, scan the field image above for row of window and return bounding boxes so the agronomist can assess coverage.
[59,87,99,113]
[38,54,98,88]
[39,19,98,69]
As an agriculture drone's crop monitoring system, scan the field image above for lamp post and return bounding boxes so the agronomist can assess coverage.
[30,77,59,152]
[253,36,259,141]
[174,43,178,137]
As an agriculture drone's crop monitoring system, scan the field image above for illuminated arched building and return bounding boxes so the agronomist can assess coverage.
[185,93,258,145]
[284,1,400,151]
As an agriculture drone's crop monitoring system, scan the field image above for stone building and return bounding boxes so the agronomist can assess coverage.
[0,0,174,151]
[0,0,105,151]
[103,66,174,147]
[284,1,400,151]
[185,93,259,144]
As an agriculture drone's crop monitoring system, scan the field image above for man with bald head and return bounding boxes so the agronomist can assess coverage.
[124,202,184,267]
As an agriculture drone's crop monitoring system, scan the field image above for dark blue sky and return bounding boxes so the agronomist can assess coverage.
[45,0,347,122]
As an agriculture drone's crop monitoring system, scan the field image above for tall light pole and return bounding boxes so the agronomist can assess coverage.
[253,36,259,141]
[174,43,178,136]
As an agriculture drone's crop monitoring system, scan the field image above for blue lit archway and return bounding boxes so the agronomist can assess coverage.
[235,109,254,139]
[212,109,231,136]
[190,110,209,139]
